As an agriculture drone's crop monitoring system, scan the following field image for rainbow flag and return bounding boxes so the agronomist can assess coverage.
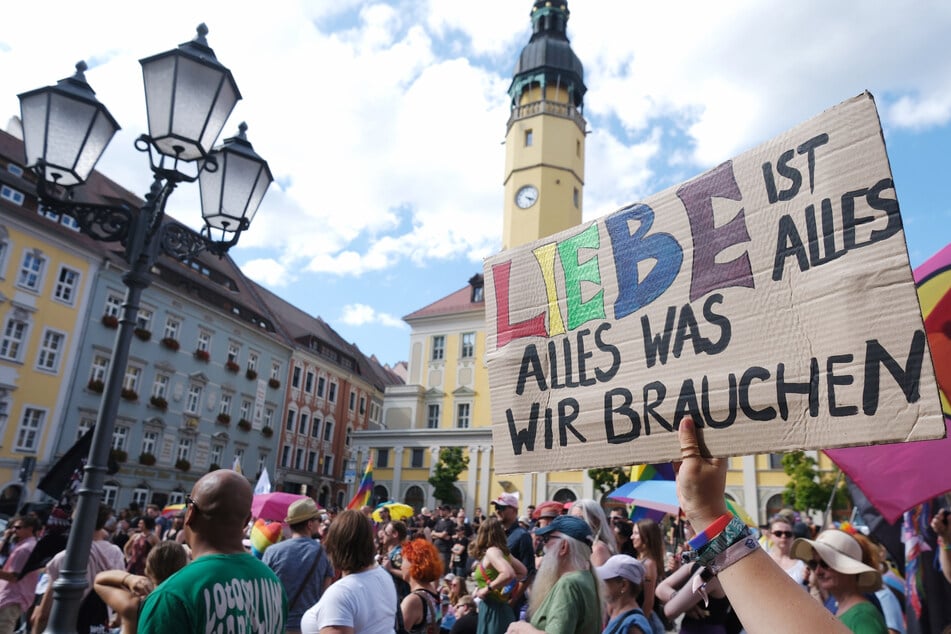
[346,456,374,510]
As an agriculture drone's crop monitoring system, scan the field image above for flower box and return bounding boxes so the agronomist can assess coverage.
[160,337,180,351]
[268,378,281,389]
[120,388,138,401]
[138,452,157,466]
[245,368,258,381]
[225,360,240,373]
[216,413,232,425]
[261,426,274,438]
[194,349,210,362]
[101,314,119,329]
[133,328,152,342]
[88,379,105,393]
[237,418,252,432]
[111,448,128,463]
[208,463,220,472]
[175,458,191,472]
[149,395,168,411]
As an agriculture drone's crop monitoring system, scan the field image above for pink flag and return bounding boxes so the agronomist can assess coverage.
[826,244,951,523]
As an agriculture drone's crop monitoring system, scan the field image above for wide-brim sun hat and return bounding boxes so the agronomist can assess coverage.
[790,529,881,592]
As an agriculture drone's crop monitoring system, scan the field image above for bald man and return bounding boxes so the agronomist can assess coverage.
[138,470,287,633]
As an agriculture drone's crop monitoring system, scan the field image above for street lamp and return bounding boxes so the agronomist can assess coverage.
[18,24,271,634]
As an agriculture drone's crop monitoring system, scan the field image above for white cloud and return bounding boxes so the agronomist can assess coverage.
[340,303,407,329]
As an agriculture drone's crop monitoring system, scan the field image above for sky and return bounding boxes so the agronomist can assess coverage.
[2,1,950,367]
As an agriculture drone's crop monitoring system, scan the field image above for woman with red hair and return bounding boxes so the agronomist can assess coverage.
[400,538,445,634]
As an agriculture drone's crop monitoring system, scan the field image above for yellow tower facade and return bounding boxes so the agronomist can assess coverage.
[503,1,587,250]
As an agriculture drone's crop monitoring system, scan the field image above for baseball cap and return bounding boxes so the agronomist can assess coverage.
[493,493,519,509]
[532,501,563,520]
[533,515,592,544]
[596,555,645,585]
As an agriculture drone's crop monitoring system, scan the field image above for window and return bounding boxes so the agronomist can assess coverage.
[16,408,45,452]
[53,267,80,304]
[264,407,274,428]
[0,233,8,278]
[132,488,150,508]
[186,385,202,414]
[292,366,301,389]
[240,399,252,421]
[151,374,169,399]
[177,437,192,461]
[431,335,445,361]
[17,250,45,291]
[1,185,24,206]
[89,355,110,384]
[142,431,158,456]
[227,342,240,364]
[167,491,185,505]
[105,294,123,318]
[456,403,471,429]
[295,448,304,470]
[411,448,424,468]
[359,396,366,415]
[349,391,356,411]
[299,413,309,437]
[112,426,129,451]
[285,410,297,432]
[136,309,153,331]
[427,404,440,429]
[247,351,258,372]
[219,393,232,415]
[257,454,267,475]
[305,371,314,393]
[233,448,244,471]
[60,214,80,231]
[210,444,224,466]
[6,164,23,177]
[328,382,337,403]
[322,455,333,477]
[312,417,322,439]
[77,417,94,441]
[270,361,281,380]
[36,329,65,372]
[123,366,141,392]
[576,139,581,157]
[323,421,334,443]
[163,317,181,340]
[768,453,784,470]
[102,484,118,509]
[307,451,317,471]
[281,445,291,468]
[524,129,533,147]
[377,448,389,468]
[197,330,211,352]
[460,332,476,359]
[0,317,28,361]
[317,377,326,398]
[345,427,352,447]
[573,187,579,208]
[472,285,483,302]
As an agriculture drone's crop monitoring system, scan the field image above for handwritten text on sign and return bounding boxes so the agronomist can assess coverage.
[484,94,944,474]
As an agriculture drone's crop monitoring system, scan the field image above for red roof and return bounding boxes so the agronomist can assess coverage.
[404,280,484,320]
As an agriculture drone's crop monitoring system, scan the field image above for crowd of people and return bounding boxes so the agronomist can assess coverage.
[0,418,947,633]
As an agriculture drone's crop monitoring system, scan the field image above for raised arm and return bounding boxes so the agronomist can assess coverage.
[676,417,848,634]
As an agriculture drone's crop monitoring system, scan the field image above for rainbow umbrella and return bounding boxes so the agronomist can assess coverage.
[609,479,756,526]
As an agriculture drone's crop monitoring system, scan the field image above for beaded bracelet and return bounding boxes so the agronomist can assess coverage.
[695,517,751,567]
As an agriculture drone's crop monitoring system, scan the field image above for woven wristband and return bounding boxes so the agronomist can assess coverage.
[695,517,751,567]
[707,534,759,575]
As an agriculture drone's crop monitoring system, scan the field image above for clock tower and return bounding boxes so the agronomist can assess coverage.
[503,0,587,250]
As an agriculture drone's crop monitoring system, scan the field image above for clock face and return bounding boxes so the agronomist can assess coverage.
[515,185,538,209]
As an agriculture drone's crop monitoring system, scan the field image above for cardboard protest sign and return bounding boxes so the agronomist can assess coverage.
[484,92,945,475]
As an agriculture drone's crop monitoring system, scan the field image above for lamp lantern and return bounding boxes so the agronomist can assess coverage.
[17,61,120,187]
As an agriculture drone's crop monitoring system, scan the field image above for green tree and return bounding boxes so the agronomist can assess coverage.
[429,447,469,505]
[781,451,849,513]
[588,466,631,496]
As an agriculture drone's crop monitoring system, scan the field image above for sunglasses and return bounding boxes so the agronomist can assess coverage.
[772,530,793,539]
[538,533,562,546]
[806,558,830,571]
[185,495,202,514]
[10,525,25,530]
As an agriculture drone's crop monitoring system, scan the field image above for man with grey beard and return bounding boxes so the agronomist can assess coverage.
[505,516,603,634]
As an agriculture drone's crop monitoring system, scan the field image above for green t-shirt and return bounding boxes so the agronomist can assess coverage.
[139,553,287,634]
[839,600,887,634]
[530,570,602,634]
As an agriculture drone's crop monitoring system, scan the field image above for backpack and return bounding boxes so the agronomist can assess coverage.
[76,589,110,634]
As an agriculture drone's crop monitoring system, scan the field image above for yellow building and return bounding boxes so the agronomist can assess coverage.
[0,138,101,513]
[353,0,839,522]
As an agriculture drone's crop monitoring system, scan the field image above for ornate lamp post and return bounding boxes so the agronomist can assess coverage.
[18,24,271,634]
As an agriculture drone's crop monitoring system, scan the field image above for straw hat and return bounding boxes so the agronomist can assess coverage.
[284,498,321,525]
[790,529,881,592]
